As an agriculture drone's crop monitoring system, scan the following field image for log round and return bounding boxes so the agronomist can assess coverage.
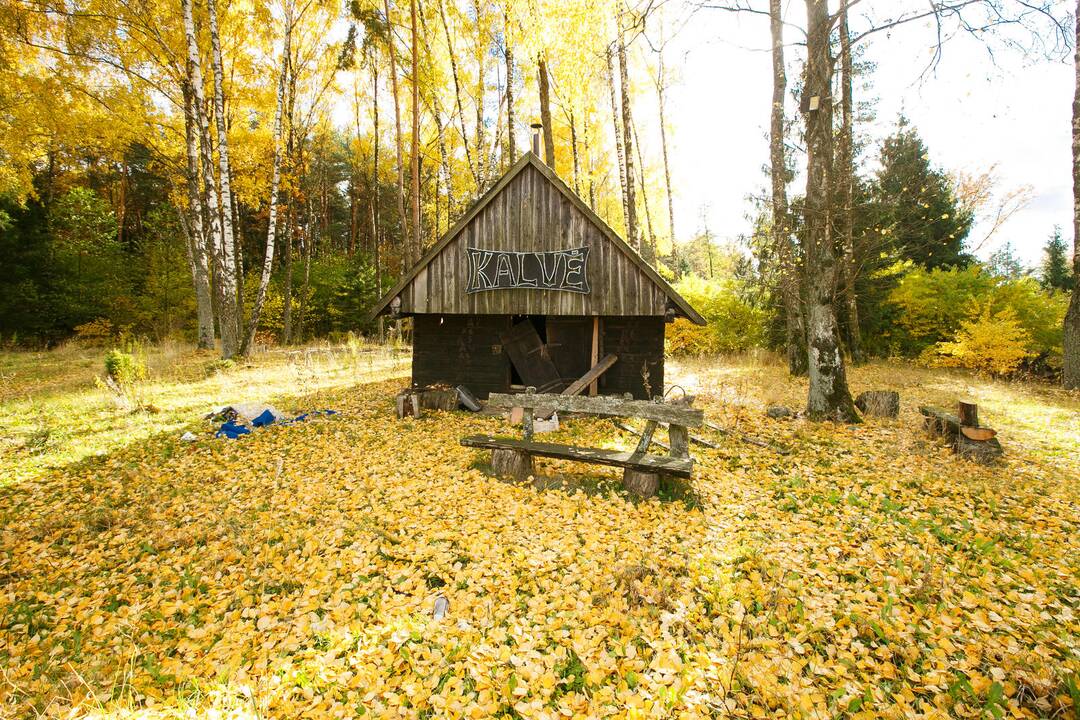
[855,390,900,418]
[491,448,533,482]
[623,469,660,498]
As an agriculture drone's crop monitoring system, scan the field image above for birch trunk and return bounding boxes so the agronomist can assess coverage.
[802,0,859,422]
[504,11,516,159]
[372,60,381,256]
[1064,0,1080,388]
[437,0,479,189]
[181,80,216,350]
[384,0,410,271]
[569,108,580,195]
[656,53,678,273]
[537,54,555,167]
[241,0,291,357]
[183,0,230,357]
[617,32,640,253]
[206,0,240,357]
[837,2,863,364]
[410,0,421,262]
[606,45,630,237]
[631,117,656,264]
[770,0,807,376]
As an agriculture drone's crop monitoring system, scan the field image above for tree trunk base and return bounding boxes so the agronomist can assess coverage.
[623,469,659,498]
[492,449,533,482]
[955,434,1003,465]
[855,390,899,418]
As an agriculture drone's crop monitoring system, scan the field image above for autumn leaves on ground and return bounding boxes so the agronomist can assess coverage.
[1,345,1078,719]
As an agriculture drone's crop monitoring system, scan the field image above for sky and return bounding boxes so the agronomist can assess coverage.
[660,1,1075,267]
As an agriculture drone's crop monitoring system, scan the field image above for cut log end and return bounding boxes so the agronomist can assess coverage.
[491,448,534,482]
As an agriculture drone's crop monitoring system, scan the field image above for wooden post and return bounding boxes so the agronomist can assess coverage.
[522,386,535,441]
[668,424,689,458]
[958,400,978,428]
[589,317,600,396]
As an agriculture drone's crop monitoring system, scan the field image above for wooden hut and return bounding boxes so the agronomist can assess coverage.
[370,151,705,399]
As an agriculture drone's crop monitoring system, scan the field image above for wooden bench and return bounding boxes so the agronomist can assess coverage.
[461,388,704,496]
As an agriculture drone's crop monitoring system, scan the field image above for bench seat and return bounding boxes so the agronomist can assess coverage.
[461,435,694,477]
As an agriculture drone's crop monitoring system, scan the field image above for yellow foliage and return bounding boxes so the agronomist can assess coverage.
[924,304,1033,376]
[0,350,1078,718]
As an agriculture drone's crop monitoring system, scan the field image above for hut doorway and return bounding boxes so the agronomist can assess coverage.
[505,316,595,391]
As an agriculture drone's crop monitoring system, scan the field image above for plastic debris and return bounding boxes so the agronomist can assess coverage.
[180,431,198,442]
[433,595,449,620]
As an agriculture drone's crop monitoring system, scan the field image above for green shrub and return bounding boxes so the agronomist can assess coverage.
[103,348,147,386]
[666,275,766,356]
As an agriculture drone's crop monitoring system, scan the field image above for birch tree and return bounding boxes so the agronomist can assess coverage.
[242,0,292,356]
[206,0,241,353]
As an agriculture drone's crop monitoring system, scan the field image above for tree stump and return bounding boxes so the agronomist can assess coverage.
[855,390,900,418]
[623,469,659,498]
[956,433,1003,465]
[419,387,458,411]
[491,449,533,482]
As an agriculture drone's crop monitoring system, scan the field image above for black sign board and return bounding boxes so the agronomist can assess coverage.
[465,247,590,294]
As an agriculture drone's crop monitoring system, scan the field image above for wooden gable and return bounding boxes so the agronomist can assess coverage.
[371,153,705,324]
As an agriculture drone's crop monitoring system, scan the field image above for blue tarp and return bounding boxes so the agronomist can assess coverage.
[215,409,338,439]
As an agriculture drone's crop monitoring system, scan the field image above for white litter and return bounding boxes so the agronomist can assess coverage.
[180,431,198,442]
[433,595,449,620]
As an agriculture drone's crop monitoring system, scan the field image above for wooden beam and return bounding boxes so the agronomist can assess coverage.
[461,435,695,476]
[487,392,704,426]
[589,318,600,396]
[563,353,617,398]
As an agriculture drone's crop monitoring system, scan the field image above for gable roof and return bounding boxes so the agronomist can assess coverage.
[370,152,706,325]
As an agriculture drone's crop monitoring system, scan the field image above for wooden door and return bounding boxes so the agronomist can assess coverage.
[500,319,561,390]
[546,317,592,382]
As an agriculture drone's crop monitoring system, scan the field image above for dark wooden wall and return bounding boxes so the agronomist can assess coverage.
[412,314,665,401]
[400,163,669,317]
[412,315,510,397]
[600,316,665,400]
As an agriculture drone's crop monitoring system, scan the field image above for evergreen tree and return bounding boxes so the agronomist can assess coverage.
[1041,226,1074,291]
[987,241,1028,279]
[871,118,974,270]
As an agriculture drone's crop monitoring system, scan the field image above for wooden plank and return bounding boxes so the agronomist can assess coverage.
[500,320,561,389]
[486,392,704,426]
[589,317,600,396]
[562,354,617,397]
[460,435,695,477]
[614,419,718,451]
[635,420,658,454]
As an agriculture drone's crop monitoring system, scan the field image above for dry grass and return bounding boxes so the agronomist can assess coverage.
[0,338,410,486]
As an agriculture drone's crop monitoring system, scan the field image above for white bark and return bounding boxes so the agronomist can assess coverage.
[206,0,240,356]
[181,80,216,350]
[241,0,291,356]
[183,0,231,357]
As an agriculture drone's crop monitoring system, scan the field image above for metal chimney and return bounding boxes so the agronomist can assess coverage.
[530,122,542,157]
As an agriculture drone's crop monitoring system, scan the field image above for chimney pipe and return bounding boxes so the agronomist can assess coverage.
[530,122,542,157]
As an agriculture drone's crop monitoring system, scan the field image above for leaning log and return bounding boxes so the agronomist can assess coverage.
[919,404,1003,465]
